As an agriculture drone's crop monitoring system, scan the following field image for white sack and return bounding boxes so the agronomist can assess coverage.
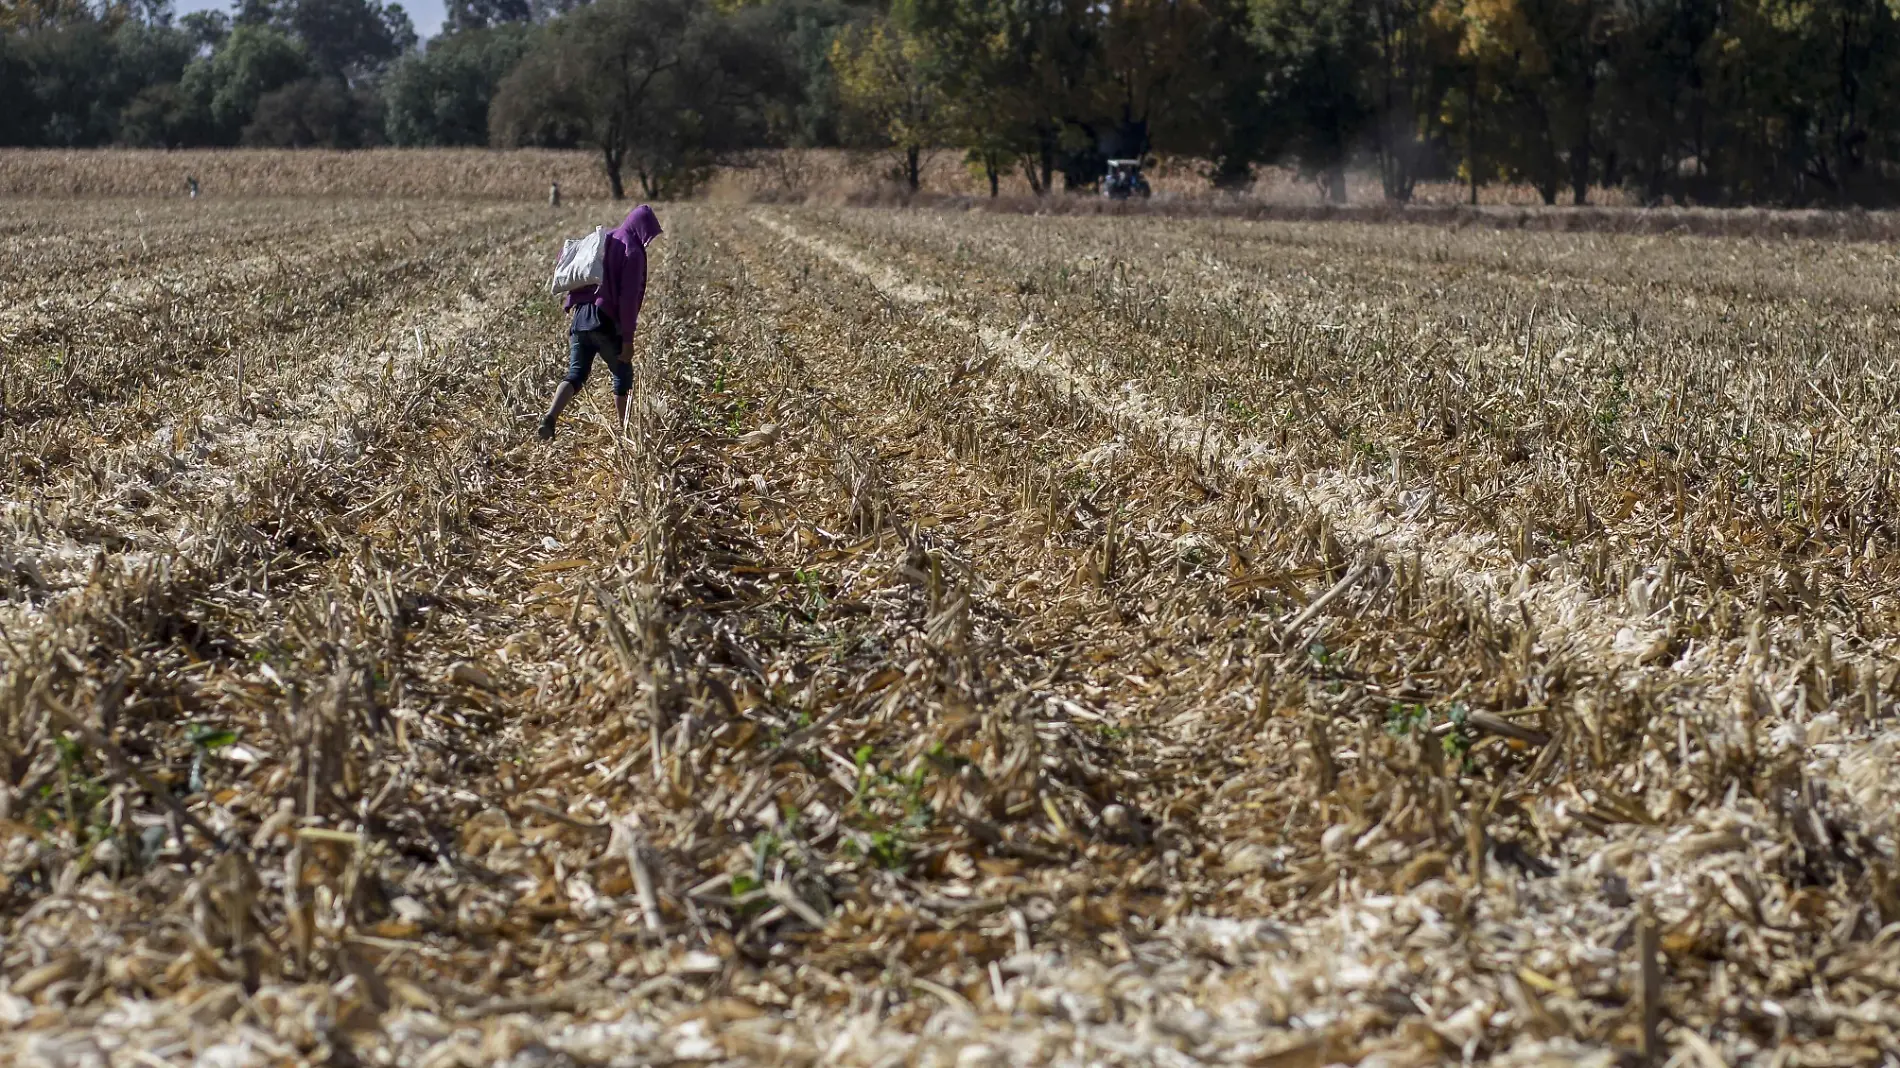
[549,226,607,294]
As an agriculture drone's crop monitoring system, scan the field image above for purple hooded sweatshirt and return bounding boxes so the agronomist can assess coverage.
[564,205,663,337]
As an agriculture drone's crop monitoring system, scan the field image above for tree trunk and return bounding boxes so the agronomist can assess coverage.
[986,156,999,197]
[1834,0,1862,204]
[1377,9,1405,203]
[1466,69,1479,206]
[1572,50,1597,205]
[603,145,625,200]
[906,145,921,192]
[1570,135,1591,205]
[1381,98,1417,203]
[1038,131,1055,196]
[1571,0,1598,206]
[1322,161,1347,204]
[1466,137,1479,205]
[1381,121,1417,203]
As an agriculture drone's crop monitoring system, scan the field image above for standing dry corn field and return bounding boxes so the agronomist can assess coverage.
[1,195,1897,1067]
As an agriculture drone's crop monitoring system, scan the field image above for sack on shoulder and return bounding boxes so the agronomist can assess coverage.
[549,226,607,294]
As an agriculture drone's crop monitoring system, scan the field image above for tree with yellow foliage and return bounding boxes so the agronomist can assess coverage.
[830,11,955,191]
[1442,0,1601,203]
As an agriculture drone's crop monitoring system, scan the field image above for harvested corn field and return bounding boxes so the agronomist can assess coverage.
[3,196,1899,1067]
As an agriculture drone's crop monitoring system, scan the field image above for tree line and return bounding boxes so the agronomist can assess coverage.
[6,0,1900,205]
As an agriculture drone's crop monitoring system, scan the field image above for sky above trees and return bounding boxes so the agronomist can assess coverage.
[176,0,446,39]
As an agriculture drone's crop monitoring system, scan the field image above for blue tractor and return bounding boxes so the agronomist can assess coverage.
[1101,159,1152,200]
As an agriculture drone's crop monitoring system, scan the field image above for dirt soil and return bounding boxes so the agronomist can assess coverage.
[1,199,1897,1066]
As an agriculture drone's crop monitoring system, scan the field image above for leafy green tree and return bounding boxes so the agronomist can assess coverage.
[106,19,200,143]
[1,7,196,146]
[490,0,789,198]
[179,23,312,143]
[1364,0,1456,201]
[278,0,416,81]
[1593,0,1716,203]
[899,0,1025,194]
[831,14,955,190]
[1253,0,1372,200]
[0,0,97,32]
[180,10,231,52]
[1095,0,1216,160]
[1454,0,1604,203]
[1021,0,1096,192]
[8,17,124,144]
[1186,0,1274,188]
[235,0,279,27]
[773,0,868,148]
[444,0,531,33]
[1747,0,1900,204]
[903,0,1120,194]
[245,75,384,144]
[118,81,198,145]
[383,23,535,145]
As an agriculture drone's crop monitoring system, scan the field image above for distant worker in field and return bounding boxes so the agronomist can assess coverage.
[538,204,663,440]
[549,181,560,207]
[187,175,199,199]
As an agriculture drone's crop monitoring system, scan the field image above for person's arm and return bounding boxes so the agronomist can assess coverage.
[616,243,647,339]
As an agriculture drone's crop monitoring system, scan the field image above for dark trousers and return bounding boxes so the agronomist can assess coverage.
[565,327,631,396]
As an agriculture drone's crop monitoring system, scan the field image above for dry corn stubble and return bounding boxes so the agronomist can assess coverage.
[0,150,614,200]
[0,204,566,652]
[769,204,1900,804]
[0,199,1896,1067]
[0,148,1481,204]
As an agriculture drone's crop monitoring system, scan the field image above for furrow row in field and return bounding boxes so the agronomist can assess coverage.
[757,215,1608,642]
[0,204,557,523]
[0,200,431,304]
[850,210,1900,836]
[717,209,1493,831]
[0,204,538,437]
[787,209,1900,666]
[0,206,592,1059]
[705,212,1891,1062]
[829,204,1900,330]
[850,217,1895,468]
[0,201,462,326]
[755,211,1900,857]
[0,212,560,656]
[824,206,1900,486]
[1229,217,1900,311]
[825,210,1900,565]
[0,298,589,1067]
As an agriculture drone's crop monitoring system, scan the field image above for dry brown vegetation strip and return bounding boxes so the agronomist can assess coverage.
[809,190,1900,242]
[10,147,1898,241]
[0,151,611,200]
[0,199,1896,1066]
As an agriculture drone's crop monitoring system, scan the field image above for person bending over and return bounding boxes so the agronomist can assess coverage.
[539,204,663,439]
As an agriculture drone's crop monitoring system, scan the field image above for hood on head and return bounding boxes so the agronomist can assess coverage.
[617,205,663,247]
